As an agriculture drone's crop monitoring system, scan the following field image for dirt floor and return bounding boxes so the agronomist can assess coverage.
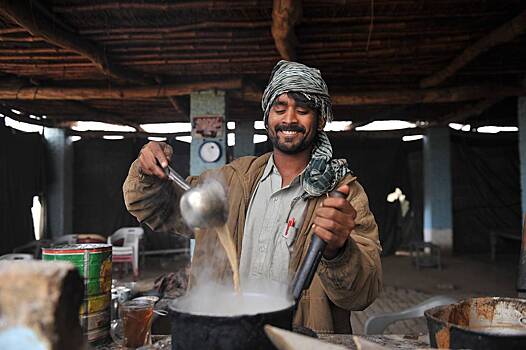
[382,253,519,298]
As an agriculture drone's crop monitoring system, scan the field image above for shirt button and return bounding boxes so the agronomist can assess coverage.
[273,198,278,202]
[259,246,266,252]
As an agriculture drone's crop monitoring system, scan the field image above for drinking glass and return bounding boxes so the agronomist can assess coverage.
[110,299,154,349]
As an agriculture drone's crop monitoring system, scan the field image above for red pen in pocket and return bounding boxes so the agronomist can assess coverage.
[284,217,295,237]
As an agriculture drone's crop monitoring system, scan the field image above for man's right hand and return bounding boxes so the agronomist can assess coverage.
[138,141,173,180]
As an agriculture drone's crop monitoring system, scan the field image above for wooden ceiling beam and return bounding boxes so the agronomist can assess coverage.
[68,130,189,139]
[53,1,268,13]
[241,84,526,105]
[0,0,153,84]
[420,9,526,88]
[1,99,144,131]
[0,79,242,100]
[271,0,302,61]
[167,96,187,117]
[437,97,505,124]
[0,105,56,128]
[66,100,145,131]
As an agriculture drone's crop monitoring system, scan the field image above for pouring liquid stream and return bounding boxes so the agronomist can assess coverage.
[216,224,241,294]
[196,225,241,294]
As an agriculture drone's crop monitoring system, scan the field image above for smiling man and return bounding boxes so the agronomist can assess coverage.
[123,60,382,333]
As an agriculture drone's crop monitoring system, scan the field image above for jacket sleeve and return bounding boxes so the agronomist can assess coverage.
[122,158,197,237]
[317,180,383,311]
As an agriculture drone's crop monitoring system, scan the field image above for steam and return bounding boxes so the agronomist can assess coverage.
[174,172,293,317]
[172,279,292,316]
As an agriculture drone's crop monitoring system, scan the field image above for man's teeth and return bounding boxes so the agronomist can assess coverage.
[282,130,298,135]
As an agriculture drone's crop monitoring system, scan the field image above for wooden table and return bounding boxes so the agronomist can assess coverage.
[95,333,430,349]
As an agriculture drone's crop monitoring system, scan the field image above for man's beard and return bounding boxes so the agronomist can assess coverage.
[268,124,317,154]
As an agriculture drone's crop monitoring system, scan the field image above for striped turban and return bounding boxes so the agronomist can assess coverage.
[261,60,351,198]
[262,60,333,127]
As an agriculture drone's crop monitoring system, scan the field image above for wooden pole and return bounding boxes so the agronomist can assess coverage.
[242,84,526,105]
[438,97,505,124]
[420,9,526,88]
[271,0,302,61]
[53,1,268,12]
[0,79,242,100]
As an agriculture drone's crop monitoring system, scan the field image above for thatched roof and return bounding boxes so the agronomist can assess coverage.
[0,0,525,131]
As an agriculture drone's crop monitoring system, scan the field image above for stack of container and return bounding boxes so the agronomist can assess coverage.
[43,243,112,345]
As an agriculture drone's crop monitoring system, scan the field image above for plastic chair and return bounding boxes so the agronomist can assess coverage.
[53,234,79,245]
[108,227,144,280]
[409,241,442,270]
[364,295,457,335]
[0,253,34,260]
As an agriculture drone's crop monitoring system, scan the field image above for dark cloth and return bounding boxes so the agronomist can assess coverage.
[0,124,46,255]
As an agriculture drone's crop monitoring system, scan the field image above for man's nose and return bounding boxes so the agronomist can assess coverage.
[282,107,298,123]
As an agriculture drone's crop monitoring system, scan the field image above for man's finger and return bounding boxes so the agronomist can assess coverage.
[151,142,169,168]
[142,148,166,179]
[313,216,346,235]
[315,207,347,222]
[312,224,334,243]
[160,142,173,160]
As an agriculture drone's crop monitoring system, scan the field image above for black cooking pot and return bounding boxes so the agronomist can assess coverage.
[425,297,526,349]
[169,292,294,350]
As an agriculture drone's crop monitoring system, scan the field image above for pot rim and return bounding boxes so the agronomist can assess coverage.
[169,292,295,318]
[424,296,526,338]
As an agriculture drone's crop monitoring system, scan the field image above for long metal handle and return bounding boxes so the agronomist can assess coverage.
[164,165,191,191]
[291,190,347,302]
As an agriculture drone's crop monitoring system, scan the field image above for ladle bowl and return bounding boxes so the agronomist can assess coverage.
[164,165,228,230]
[179,180,228,229]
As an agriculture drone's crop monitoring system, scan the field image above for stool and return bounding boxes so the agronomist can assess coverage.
[112,253,134,280]
[409,241,442,270]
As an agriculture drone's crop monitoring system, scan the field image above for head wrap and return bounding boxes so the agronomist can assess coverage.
[262,60,333,127]
[261,60,351,197]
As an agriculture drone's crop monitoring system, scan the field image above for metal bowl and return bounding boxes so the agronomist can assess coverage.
[425,297,526,349]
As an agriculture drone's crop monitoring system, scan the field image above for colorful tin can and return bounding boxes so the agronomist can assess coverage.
[80,293,111,314]
[42,243,113,344]
[42,243,112,297]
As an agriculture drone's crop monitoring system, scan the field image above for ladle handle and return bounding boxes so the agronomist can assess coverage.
[291,190,347,302]
[164,164,191,192]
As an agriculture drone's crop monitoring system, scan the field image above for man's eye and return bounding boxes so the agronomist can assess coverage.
[274,109,286,114]
[297,109,309,115]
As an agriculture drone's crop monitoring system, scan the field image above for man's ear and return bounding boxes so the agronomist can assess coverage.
[317,116,326,131]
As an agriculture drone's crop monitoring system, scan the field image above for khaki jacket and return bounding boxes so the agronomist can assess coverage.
[123,153,382,333]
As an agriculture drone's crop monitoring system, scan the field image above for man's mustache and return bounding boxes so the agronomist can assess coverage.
[275,124,305,133]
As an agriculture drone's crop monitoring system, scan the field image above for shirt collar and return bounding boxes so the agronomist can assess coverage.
[260,155,307,188]
[260,154,277,182]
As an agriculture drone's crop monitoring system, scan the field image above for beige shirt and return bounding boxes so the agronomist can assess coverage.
[239,156,308,287]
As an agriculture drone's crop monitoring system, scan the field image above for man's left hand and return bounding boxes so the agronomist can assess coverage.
[312,185,357,259]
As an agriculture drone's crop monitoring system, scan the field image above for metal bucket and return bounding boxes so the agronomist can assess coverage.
[425,297,526,349]
[43,243,112,345]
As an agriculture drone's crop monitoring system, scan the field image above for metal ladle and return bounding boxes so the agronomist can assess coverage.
[164,165,228,229]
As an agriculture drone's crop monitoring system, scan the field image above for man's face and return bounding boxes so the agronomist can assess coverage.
[267,93,319,154]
